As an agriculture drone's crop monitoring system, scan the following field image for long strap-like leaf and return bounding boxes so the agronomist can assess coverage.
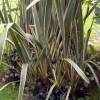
[62,58,90,84]
[26,0,40,10]
[18,63,28,100]
[86,63,100,89]
[46,82,57,100]
[0,80,19,92]
[65,86,71,100]
[0,23,13,61]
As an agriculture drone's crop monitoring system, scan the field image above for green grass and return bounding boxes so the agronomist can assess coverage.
[0,84,18,100]
[0,64,18,100]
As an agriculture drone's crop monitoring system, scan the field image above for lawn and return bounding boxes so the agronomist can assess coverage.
[0,63,18,100]
[0,84,18,100]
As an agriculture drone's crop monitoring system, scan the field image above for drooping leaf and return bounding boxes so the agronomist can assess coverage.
[65,86,71,100]
[0,23,13,61]
[11,23,27,38]
[0,80,19,92]
[62,58,90,84]
[6,38,15,46]
[89,61,100,71]
[86,63,100,88]
[18,63,28,100]
[46,82,57,100]
[10,28,30,63]
[26,0,40,10]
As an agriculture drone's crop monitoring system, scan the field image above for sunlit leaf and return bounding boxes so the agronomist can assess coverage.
[26,0,40,10]
[84,0,100,22]
[0,23,13,61]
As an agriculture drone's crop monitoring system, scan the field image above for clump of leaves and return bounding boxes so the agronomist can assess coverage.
[0,0,100,100]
